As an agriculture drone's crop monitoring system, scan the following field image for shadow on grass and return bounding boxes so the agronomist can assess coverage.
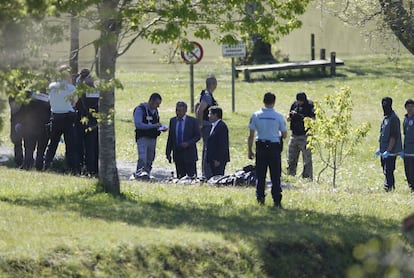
[0,186,401,276]
[1,156,77,175]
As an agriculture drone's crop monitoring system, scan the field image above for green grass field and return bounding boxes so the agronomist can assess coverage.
[1,54,414,277]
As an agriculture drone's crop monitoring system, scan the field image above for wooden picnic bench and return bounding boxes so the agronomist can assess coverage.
[235,51,344,82]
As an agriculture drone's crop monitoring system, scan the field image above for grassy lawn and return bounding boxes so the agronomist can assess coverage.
[1,54,414,277]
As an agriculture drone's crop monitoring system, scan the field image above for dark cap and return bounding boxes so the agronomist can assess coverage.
[405,99,414,107]
[79,68,90,78]
[296,92,307,102]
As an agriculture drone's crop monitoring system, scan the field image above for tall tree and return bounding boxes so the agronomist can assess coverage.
[379,0,414,55]
[0,0,66,137]
[70,10,80,79]
[322,0,414,56]
[97,0,122,195]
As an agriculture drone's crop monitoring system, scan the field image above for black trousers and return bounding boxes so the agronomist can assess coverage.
[75,119,99,174]
[404,156,414,189]
[209,161,227,177]
[10,118,23,166]
[381,156,396,189]
[255,141,282,202]
[45,112,79,172]
[174,154,197,178]
[22,129,49,170]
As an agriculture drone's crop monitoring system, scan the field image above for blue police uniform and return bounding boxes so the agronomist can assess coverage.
[249,107,287,206]
[379,98,402,191]
[75,73,99,176]
[403,113,414,191]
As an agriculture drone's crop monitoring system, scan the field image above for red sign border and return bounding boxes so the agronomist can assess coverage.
[181,41,204,64]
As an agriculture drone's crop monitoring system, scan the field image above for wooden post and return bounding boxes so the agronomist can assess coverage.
[311,33,315,60]
[330,52,336,77]
[190,63,194,113]
[244,69,250,82]
[231,57,235,112]
[320,48,326,75]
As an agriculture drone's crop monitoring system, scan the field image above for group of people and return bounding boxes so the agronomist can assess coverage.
[377,97,414,193]
[132,76,230,181]
[133,76,316,208]
[8,65,99,176]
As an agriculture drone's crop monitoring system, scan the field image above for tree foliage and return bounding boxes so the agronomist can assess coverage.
[304,87,371,187]
[81,0,311,195]
[0,0,311,195]
[322,0,414,57]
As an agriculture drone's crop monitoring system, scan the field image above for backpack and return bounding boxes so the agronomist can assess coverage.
[194,90,205,117]
[207,165,257,186]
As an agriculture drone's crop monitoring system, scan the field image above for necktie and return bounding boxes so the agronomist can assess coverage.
[177,119,183,145]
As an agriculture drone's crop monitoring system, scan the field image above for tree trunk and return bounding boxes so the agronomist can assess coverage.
[97,0,121,195]
[69,10,79,82]
[379,0,414,55]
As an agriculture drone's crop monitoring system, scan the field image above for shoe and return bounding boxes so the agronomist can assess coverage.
[43,162,51,171]
[135,171,150,180]
[257,198,265,205]
[274,202,283,209]
[384,185,395,192]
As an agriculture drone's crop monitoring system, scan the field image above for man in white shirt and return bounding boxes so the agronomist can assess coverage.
[44,65,79,173]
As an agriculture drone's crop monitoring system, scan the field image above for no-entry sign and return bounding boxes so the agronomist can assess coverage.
[181,41,203,64]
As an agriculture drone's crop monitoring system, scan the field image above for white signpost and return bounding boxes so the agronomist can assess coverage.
[222,43,247,58]
[222,43,246,112]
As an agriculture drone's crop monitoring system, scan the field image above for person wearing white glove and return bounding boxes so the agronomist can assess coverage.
[378,97,402,192]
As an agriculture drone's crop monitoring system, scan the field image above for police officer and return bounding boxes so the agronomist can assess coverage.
[248,92,287,207]
[21,88,51,170]
[8,93,25,167]
[286,92,315,180]
[44,65,79,173]
[376,97,402,192]
[133,93,167,178]
[196,76,218,179]
[402,99,414,192]
[75,69,99,176]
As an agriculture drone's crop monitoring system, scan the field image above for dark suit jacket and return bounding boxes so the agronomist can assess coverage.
[206,120,230,163]
[166,115,200,161]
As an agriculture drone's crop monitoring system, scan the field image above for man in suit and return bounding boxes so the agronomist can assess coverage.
[206,106,230,178]
[166,101,201,178]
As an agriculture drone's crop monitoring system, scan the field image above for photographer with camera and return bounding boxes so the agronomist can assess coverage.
[286,92,315,180]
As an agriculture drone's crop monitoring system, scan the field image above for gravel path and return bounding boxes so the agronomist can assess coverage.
[0,145,174,181]
[0,145,292,188]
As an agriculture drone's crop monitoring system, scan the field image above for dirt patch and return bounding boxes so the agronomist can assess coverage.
[0,145,174,181]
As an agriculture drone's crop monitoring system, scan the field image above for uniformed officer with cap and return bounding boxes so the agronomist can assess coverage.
[248,92,287,207]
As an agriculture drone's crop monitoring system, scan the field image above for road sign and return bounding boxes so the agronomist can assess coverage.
[222,43,246,58]
[181,41,204,64]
